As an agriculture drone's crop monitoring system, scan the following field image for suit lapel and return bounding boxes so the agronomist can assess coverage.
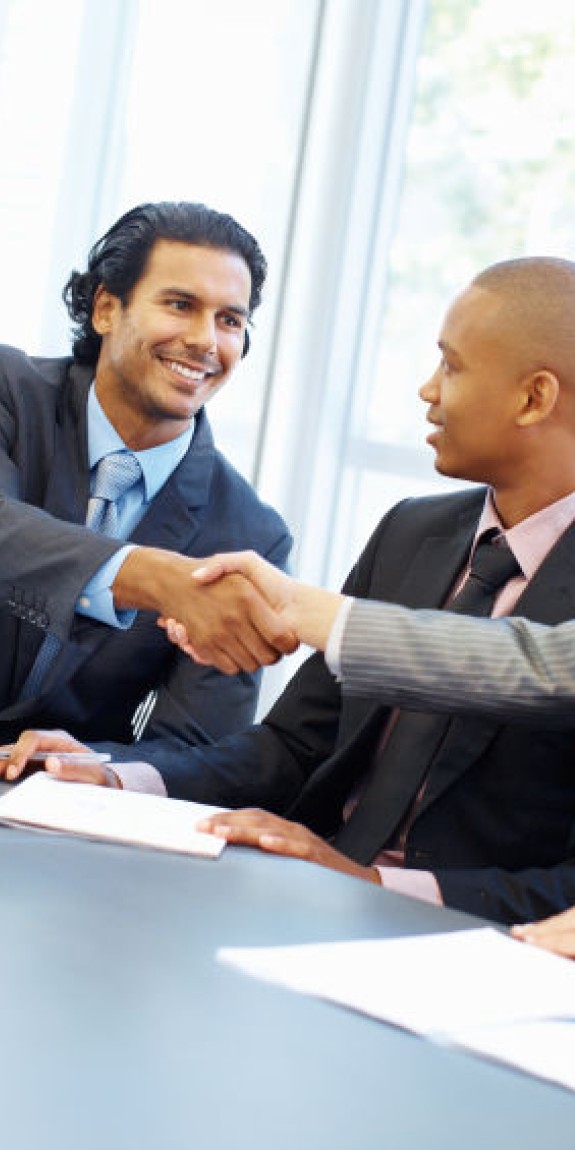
[391,504,479,609]
[132,408,215,552]
[339,500,480,744]
[510,523,575,624]
[42,363,92,524]
[417,519,575,816]
[299,500,483,837]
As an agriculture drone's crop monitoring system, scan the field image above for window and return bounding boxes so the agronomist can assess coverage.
[326,0,575,586]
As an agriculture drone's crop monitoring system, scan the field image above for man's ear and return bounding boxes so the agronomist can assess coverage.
[92,284,119,335]
[517,370,560,426]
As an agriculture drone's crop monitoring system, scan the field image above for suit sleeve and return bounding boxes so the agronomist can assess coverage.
[99,645,343,808]
[0,355,122,640]
[0,494,121,639]
[434,861,575,925]
[339,599,575,725]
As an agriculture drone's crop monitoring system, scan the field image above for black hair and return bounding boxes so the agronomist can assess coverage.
[62,201,267,365]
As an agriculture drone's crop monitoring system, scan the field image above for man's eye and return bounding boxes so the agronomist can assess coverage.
[167,299,189,311]
[441,357,454,374]
[221,314,242,329]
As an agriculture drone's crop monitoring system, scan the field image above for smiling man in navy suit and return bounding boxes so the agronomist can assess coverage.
[0,202,293,787]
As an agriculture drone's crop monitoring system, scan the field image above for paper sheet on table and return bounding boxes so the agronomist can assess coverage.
[218,927,575,1091]
[0,772,226,858]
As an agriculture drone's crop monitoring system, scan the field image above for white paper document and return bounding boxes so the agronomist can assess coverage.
[218,927,575,1091]
[0,772,226,858]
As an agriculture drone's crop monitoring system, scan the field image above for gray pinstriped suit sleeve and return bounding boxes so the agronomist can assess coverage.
[339,599,575,723]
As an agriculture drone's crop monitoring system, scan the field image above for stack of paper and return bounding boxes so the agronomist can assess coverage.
[218,928,575,1091]
[0,772,226,858]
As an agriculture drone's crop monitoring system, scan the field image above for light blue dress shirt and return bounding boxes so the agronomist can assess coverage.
[76,386,193,627]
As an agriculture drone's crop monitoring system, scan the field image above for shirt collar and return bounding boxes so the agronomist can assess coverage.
[475,487,575,580]
[87,384,194,503]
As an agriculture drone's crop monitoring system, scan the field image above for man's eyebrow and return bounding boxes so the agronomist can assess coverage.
[159,287,249,318]
[438,338,461,360]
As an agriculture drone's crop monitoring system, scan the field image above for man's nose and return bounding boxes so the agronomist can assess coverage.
[419,367,440,404]
[182,310,217,352]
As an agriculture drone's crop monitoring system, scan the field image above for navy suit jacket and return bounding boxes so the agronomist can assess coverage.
[0,344,291,758]
[157,487,575,925]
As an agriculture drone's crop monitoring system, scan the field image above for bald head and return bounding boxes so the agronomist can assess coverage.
[470,257,575,388]
[421,256,575,514]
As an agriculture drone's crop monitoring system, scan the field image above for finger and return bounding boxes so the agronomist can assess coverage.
[4,729,88,780]
[512,916,569,942]
[244,597,298,658]
[259,832,307,856]
[210,608,295,667]
[196,808,270,834]
[511,922,565,947]
[44,758,117,787]
[206,822,288,852]
[160,618,202,660]
[193,552,280,602]
[513,929,575,958]
[510,924,532,938]
[192,628,283,675]
[191,558,229,584]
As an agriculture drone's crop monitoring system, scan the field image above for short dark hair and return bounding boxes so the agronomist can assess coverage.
[62,201,268,365]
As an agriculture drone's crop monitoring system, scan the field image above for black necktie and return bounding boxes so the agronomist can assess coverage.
[332,532,521,864]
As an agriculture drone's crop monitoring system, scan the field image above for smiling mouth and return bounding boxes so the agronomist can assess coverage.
[162,358,219,384]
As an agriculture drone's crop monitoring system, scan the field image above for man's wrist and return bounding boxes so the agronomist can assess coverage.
[105,766,123,789]
[112,547,199,614]
[292,586,346,651]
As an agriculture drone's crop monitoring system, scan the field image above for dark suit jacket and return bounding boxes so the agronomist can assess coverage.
[0,344,291,759]
[162,487,575,925]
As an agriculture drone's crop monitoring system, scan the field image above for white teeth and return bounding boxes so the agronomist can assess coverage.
[168,361,206,381]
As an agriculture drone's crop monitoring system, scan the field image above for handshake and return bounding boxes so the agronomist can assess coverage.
[114,547,345,675]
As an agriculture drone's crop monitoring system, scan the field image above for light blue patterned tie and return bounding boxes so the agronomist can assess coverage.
[19,451,142,699]
[86,451,143,538]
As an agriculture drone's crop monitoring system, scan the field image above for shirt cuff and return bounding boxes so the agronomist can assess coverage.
[376,867,444,905]
[76,545,138,629]
[324,597,354,677]
[112,760,167,796]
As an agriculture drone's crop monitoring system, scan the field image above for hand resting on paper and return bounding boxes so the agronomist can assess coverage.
[195,807,381,885]
[512,906,575,960]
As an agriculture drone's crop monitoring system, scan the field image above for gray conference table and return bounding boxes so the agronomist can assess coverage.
[1,783,574,1149]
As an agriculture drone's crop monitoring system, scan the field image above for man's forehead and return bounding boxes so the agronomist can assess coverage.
[146,237,248,272]
[141,237,249,290]
[439,284,507,344]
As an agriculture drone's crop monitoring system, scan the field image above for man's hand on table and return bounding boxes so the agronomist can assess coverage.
[196,807,381,884]
[512,907,575,960]
[0,729,122,787]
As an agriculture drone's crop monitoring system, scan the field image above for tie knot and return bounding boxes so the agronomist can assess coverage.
[92,451,142,502]
[468,533,521,593]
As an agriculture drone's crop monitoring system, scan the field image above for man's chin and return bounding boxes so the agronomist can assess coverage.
[432,455,466,481]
